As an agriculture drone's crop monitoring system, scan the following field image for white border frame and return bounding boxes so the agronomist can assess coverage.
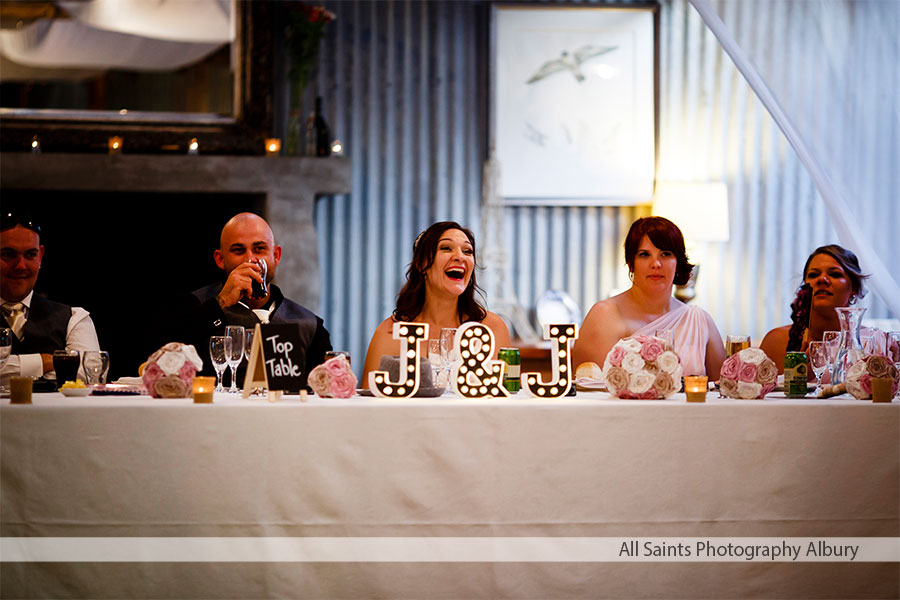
[490,4,658,206]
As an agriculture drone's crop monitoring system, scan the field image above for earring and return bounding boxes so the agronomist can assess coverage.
[628,271,634,281]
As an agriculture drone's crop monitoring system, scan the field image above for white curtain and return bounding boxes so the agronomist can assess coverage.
[688,0,900,318]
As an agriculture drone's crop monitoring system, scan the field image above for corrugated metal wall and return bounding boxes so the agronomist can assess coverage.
[280,0,898,377]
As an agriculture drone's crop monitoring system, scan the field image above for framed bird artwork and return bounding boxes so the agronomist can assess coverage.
[491,3,659,205]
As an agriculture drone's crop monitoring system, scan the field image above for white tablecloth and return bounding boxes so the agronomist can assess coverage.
[2,391,898,598]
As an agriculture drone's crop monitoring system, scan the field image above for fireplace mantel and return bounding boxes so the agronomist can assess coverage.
[0,153,351,311]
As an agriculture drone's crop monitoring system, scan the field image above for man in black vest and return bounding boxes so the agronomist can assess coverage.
[176,213,331,388]
[1,212,100,384]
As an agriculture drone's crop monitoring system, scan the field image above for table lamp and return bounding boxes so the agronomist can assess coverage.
[652,182,729,302]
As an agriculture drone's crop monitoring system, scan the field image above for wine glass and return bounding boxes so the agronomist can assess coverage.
[209,336,232,393]
[0,328,11,396]
[807,341,829,394]
[82,350,110,386]
[224,326,245,393]
[654,329,674,350]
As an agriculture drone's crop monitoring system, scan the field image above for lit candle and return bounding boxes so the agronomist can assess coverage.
[684,376,708,403]
[330,139,344,155]
[265,138,281,156]
[108,136,123,155]
[31,135,41,154]
[188,138,199,155]
[192,376,216,404]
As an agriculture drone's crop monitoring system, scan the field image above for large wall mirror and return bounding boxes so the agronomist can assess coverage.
[0,0,272,154]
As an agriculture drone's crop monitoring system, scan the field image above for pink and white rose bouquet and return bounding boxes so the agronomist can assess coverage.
[602,335,683,399]
[142,342,203,398]
[844,354,899,400]
[719,347,777,399]
[308,355,357,398]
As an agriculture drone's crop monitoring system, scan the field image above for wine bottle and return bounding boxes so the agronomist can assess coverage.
[303,111,316,156]
[314,96,332,157]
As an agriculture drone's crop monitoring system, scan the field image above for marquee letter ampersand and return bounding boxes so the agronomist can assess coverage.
[521,323,578,399]
[368,322,429,398]
[450,322,509,399]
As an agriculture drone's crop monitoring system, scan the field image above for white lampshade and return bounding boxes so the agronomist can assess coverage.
[652,182,730,243]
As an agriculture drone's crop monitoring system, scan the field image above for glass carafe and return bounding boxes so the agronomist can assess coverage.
[832,306,866,384]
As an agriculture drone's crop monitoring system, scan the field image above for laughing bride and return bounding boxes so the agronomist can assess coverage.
[362,221,510,386]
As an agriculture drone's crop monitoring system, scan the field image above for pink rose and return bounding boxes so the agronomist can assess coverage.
[324,356,348,377]
[738,362,758,383]
[178,361,197,380]
[328,370,357,398]
[142,363,164,396]
[640,338,665,362]
[608,346,625,367]
[760,383,776,397]
[638,389,658,400]
[720,356,741,381]
[859,374,872,395]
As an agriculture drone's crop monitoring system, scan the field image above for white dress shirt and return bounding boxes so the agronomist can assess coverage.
[0,291,100,382]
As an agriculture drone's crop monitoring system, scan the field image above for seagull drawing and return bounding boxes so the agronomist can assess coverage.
[526,45,617,84]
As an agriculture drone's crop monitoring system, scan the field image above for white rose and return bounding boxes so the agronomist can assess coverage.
[629,371,654,394]
[156,351,186,375]
[620,338,642,353]
[740,348,767,365]
[656,351,680,374]
[845,379,867,400]
[622,352,645,374]
[182,344,203,370]
[737,381,763,399]
[846,359,867,381]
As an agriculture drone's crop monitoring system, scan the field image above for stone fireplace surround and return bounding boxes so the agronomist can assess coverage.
[0,153,351,313]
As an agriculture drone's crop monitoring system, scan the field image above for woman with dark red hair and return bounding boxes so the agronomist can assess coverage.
[573,216,726,379]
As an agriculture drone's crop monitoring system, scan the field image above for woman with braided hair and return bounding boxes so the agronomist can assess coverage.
[760,245,871,375]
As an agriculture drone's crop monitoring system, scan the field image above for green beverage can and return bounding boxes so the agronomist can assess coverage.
[784,351,808,397]
[499,348,521,393]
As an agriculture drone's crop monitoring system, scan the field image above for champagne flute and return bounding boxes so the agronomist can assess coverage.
[822,331,841,384]
[807,341,829,394]
[225,326,245,393]
[440,328,457,388]
[428,339,446,391]
[0,328,11,396]
[209,336,232,393]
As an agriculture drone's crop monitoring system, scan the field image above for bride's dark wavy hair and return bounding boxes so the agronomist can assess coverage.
[786,283,813,352]
[392,221,487,324]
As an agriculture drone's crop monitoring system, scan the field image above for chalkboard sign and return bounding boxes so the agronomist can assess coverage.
[242,322,305,395]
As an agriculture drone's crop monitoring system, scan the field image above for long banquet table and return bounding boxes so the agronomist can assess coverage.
[2,390,898,599]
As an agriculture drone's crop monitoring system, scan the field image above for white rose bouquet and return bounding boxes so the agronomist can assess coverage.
[718,347,777,399]
[602,335,683,399]
[142,342,203,398]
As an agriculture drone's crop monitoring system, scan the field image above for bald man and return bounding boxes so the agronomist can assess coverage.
[179,213,331,387]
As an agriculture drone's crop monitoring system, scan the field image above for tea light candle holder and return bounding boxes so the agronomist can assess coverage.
[192,376,216,404]
[871,377,893,403]
[31,135,41,154]
[684,376,708,403]
[108,136,123,155]
[265,138,281,156]
[188,138,199,155]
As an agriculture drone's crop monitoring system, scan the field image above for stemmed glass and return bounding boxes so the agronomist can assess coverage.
[428,339,446,391]
[0,328,11,396]
[224,326,245,393]
[440,328,457,385]
[807,341,829,394]
[209,336,232,393]
[822,331,841,384]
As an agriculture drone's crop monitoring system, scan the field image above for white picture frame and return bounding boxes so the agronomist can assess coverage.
[491,5,658,205]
